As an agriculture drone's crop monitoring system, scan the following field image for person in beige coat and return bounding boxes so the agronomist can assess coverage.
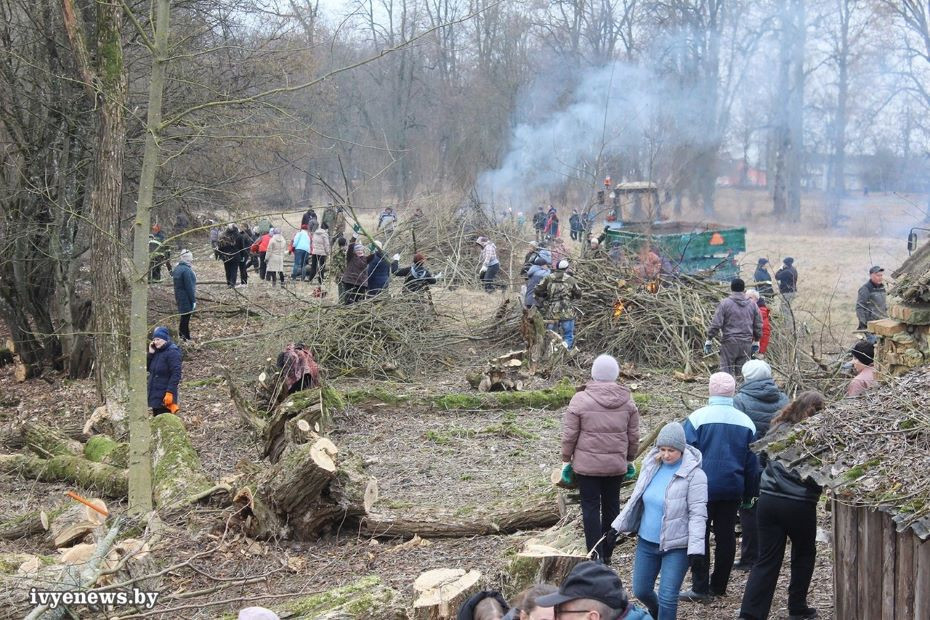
[265,229,287,287]
[561,354,640,564]
[306,223,331,286]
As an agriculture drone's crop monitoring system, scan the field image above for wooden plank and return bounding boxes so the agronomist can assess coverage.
[880,512,897,620]
[858,509,882,619]
[895,528,915,620]
[836,502,859,620]
[915,538,930,619]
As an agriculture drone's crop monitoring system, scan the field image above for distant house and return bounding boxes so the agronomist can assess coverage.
[758,373,930,618]
[716,159,767,188]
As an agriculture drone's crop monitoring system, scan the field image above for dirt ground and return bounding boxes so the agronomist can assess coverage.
[2,188,921,618]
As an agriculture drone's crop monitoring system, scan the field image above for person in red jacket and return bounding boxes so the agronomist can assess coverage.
[255,230,273,281]
[746,289,771,356]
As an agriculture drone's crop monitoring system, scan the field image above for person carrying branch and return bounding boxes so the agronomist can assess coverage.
[534,258,582,349]
[705,278,762,377]
[147,326,182,416]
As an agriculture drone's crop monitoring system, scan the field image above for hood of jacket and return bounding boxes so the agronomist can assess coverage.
[729,292,752,306]
[583,381,632,409]
[738,378,785,404]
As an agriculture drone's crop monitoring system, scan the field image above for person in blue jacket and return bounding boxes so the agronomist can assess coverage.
[172,250,196,341]
[366,240,391,297]
[147,326,182,415]
[679,372,759,604]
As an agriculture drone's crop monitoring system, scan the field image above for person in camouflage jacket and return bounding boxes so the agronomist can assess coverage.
[534,258,582,348]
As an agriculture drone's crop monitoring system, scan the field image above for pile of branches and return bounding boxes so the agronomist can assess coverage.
[757,367,930,536]
[490,258,724,370]
[292,295,467,379]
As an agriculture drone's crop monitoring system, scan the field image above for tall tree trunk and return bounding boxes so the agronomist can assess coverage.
[786,0,805,222]
[127,0,172,514]
[93,0,130,418]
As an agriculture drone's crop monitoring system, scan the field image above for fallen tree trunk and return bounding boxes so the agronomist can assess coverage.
[151,414,214,510]
[359,495,559,539]
[21,422,84,458]
[0,505,67,540]
[0,454,127,497]
[263,437,338,515]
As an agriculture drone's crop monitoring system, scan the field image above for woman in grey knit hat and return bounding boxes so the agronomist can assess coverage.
[609,422,708,619]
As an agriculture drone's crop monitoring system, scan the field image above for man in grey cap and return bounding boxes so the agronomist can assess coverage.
[856,266,887,330]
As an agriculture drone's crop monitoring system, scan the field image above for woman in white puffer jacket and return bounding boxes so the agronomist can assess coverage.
[611,422,708,620]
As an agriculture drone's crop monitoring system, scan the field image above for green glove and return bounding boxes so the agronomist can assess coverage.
[624,463,636,481]
[352,223,361,234]
[560,463,574,485]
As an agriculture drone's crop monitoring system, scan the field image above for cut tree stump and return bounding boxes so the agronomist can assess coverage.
[508,518,590,592]
[21,421,84,459]
[0,454,127,497]
[151,414,214,510]
[412,568,482,620]
[263,389,327,462]
[0,506,67,540]
[263,437,338,516]
[360,495,559,539]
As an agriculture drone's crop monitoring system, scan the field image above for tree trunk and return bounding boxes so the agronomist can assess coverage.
[83,435,129,468]
[21,422,84,459]
[151,414,213,510]
[0,454,127,498]
[412,569,482,620]
[359,495,560,539]
[127,0,172,514]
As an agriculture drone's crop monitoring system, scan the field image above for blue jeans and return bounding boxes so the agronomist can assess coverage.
[633,537,689,619]
[291,249,308,280]
[547,319,575,348]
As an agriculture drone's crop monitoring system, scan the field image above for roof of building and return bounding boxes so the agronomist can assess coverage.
[756,367,930,541]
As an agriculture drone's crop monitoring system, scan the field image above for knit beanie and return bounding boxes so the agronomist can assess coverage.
[656,422,686,453]
[179,249,193,265]
[152,326,171,341]
[591,354,620,382]
[741,359,772,383]
[709,372,736,397]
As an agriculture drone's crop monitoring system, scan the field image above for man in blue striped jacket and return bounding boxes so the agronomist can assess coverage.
[679,372,759,603]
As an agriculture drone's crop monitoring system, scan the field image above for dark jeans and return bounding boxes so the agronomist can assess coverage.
[575,473,622,563]
[292,249,308,280]
[739,504,759,566]
[482,263,500,292]
[269,271,285,286]
[238,258,249,284]
[691,499,740,595]
[739,495,817,620]
[259,252,267,280]
[223,259,239,287]
[179,312,192,341]
[633,537,689,619]
[306,254,327,284]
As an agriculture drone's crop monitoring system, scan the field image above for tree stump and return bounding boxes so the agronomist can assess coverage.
[412,568,482,620]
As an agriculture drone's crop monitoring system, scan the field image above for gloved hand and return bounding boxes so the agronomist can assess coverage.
[392,253,401,262]
[688,554,706,571]
[435,272,443,279]
[624,463,636,481]
[479,268,487,276]
[352,223,361,234]
[163,392,179,414]
[703,340,713,355]
[603,527,619,548]
[368,243,377,252]
[751,342,760,355]
[741,497,758,510]
[560,463,574,485]
[192,302,197,311]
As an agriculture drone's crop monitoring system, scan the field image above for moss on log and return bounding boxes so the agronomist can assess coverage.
[83,435,129,468]
[0,505,68,540]
[282,575,404,619]
[0,454,127,497]
[432,379,576,411]
[151,414,213,509]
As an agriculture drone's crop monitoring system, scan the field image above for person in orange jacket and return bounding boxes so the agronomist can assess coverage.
[147,326,182,415]
[746,289,771,355]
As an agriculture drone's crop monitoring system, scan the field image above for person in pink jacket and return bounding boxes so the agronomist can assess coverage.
[561,354,640,564]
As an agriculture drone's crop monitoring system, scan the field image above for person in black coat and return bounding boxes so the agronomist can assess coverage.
[172,250,196,341]
[217,224,243,287]
[366,241,391,297]
[147,326,182,415]
[237,227,253,285]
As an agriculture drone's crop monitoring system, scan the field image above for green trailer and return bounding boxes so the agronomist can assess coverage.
[603,221,746,280]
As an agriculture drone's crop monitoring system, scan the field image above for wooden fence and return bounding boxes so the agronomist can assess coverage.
[833,501,930,619]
